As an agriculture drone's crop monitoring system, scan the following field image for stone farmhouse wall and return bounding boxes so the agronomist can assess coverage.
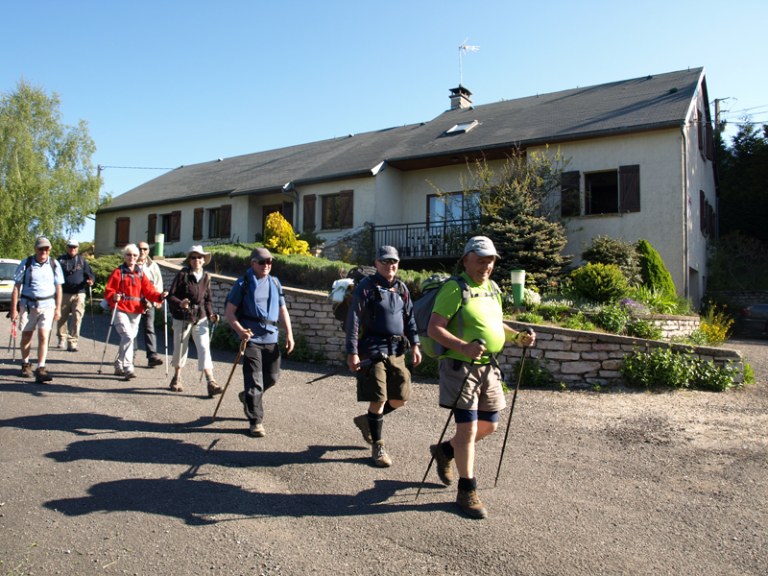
[156,261,742,384]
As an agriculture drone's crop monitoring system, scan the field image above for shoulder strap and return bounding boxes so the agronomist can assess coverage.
[24,256,34,288]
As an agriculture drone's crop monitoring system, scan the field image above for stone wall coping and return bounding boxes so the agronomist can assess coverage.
[504,320,741,359]
[156,259,329,298]
[633,313,700,321]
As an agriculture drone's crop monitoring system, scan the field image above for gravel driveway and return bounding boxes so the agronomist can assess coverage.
[0,319,765,575]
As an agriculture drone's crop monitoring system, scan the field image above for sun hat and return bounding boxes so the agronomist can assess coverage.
[185,245,212,267]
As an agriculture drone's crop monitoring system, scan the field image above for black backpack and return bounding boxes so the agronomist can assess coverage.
[332,266,406,331]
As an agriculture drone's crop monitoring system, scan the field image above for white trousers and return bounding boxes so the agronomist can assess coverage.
[171,317,213,371]
[114,310,141,371]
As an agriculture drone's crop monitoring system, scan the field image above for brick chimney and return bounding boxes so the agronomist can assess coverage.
[449,85,473,109]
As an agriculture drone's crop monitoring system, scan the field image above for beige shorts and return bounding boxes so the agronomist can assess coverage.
[357,354,412,403]
[20,305,56,332]
[438,357,506,413]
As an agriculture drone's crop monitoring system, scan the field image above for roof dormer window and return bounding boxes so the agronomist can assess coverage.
[446,120,479,135]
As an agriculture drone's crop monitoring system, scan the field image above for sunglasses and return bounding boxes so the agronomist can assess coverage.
[189,255,205,260]
[36,247,51,252]
[253,259,273,266]
[379,259,398,265]
[139,247,150,251]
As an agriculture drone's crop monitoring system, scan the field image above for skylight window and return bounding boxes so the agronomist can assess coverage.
[446,120,479,135]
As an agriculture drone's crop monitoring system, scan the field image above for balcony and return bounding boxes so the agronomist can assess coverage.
[372,219,476,260]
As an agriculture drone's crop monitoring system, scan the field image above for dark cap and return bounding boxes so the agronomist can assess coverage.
[375,246,399,262]
[250,247,272,261]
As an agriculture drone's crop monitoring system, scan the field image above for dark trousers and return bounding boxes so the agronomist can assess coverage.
[243,342,281,424]
[140,306,159,359]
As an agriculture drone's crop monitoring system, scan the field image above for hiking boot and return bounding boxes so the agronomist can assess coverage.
[35,366,53,384]
[124,371,137,380]
[57,338,66,349]
[431,443,454,486]
[372,441,392,467]
[249,423,266,437]
[147,356,163,367]
[207,380,223,397]
[68,342,78,352]
[456,488,488,519]
[114,361,124,377]
[20,362,33,378]
[169,376,183,392]
[238,391,249,419]
[353,414,373,445]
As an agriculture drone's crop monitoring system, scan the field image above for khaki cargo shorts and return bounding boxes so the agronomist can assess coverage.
[20,305,56,332]
[438,357,506,412]
[357,354,412,403]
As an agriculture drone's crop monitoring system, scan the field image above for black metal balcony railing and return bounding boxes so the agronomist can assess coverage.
[372,219,476,259]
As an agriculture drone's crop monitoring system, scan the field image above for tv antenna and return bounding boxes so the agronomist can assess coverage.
[458,39,479,86]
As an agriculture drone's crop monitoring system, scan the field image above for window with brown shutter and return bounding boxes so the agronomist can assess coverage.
[618,165,640,213]
[303,194,316,231]
[169,211,181,242]
[560,171,580,217]
[116,217,130,247]
[282,201,293,229]
[700,191,706,234]
[147,214,157,244]
[221,205,232,238]
[339,190,353,228]
[193,208,204,240]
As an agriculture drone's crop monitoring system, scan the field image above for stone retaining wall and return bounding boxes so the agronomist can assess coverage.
[156,261,743,383]
[711,290,768,305]
[634,314,700,339]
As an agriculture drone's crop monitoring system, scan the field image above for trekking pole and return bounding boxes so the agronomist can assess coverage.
[494,328,534,488]
[212,337,248,422]
[88,285,96,349]
[163,299,169,376]
[97,302,119,374]
[415,338,486,502]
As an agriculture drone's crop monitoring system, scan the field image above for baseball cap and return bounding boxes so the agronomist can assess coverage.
[34,237,52,249]
[375,246,399,262]
[66,238,79,247]
[462,236,499,258]
[250,247,272,261]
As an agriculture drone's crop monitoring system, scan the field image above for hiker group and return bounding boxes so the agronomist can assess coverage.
[6,235,534,519]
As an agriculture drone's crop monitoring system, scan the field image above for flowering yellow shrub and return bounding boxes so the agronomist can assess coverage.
[700,304,734,346]
[264,212,310,255]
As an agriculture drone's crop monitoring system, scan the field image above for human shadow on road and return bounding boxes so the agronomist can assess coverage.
[45,436,369,469]
[45,477,449,524]
[0,411,245,436]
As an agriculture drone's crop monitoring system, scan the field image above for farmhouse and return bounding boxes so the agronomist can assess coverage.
[95,67,717,305]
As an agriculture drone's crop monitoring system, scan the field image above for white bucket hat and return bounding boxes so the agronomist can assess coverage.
[185,245,212,267]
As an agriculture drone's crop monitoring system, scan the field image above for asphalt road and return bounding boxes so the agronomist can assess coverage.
[1,316,766,576]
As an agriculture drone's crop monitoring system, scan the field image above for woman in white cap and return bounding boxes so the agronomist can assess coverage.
[166,245,221,396]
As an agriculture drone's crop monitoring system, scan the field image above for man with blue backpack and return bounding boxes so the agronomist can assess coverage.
[425,236,535,519]
[225,247,294,438]
[346,246,422,467]
[9,237,65,383]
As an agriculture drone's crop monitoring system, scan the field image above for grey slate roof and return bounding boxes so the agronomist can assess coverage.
[100,67,704,213]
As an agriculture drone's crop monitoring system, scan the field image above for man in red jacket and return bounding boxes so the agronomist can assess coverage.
[103,244,167,380]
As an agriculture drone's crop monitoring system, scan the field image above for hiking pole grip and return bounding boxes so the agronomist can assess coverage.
[212,338,248,422]
[415,338,486,502]
[494,327,535,488]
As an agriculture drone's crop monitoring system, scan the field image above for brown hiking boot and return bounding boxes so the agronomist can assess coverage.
[353,414,373,445]
[169,376,183,392]
[57,338,67,349]
[35,366,53,384]
[430,443,454,486]
[207,380,223,397]
[457,488,488,519]
[124,371,137,380]
[147,357,163,367]
[20,362,33,378]
[372,441,392,467]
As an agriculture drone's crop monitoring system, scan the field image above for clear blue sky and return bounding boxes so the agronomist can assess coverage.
[4,0,766,243]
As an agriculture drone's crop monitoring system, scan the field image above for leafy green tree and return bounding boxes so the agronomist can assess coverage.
[0,79,105,258]
[717,121,768,243]
[453,150,572,288]
[636,239,676,296]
